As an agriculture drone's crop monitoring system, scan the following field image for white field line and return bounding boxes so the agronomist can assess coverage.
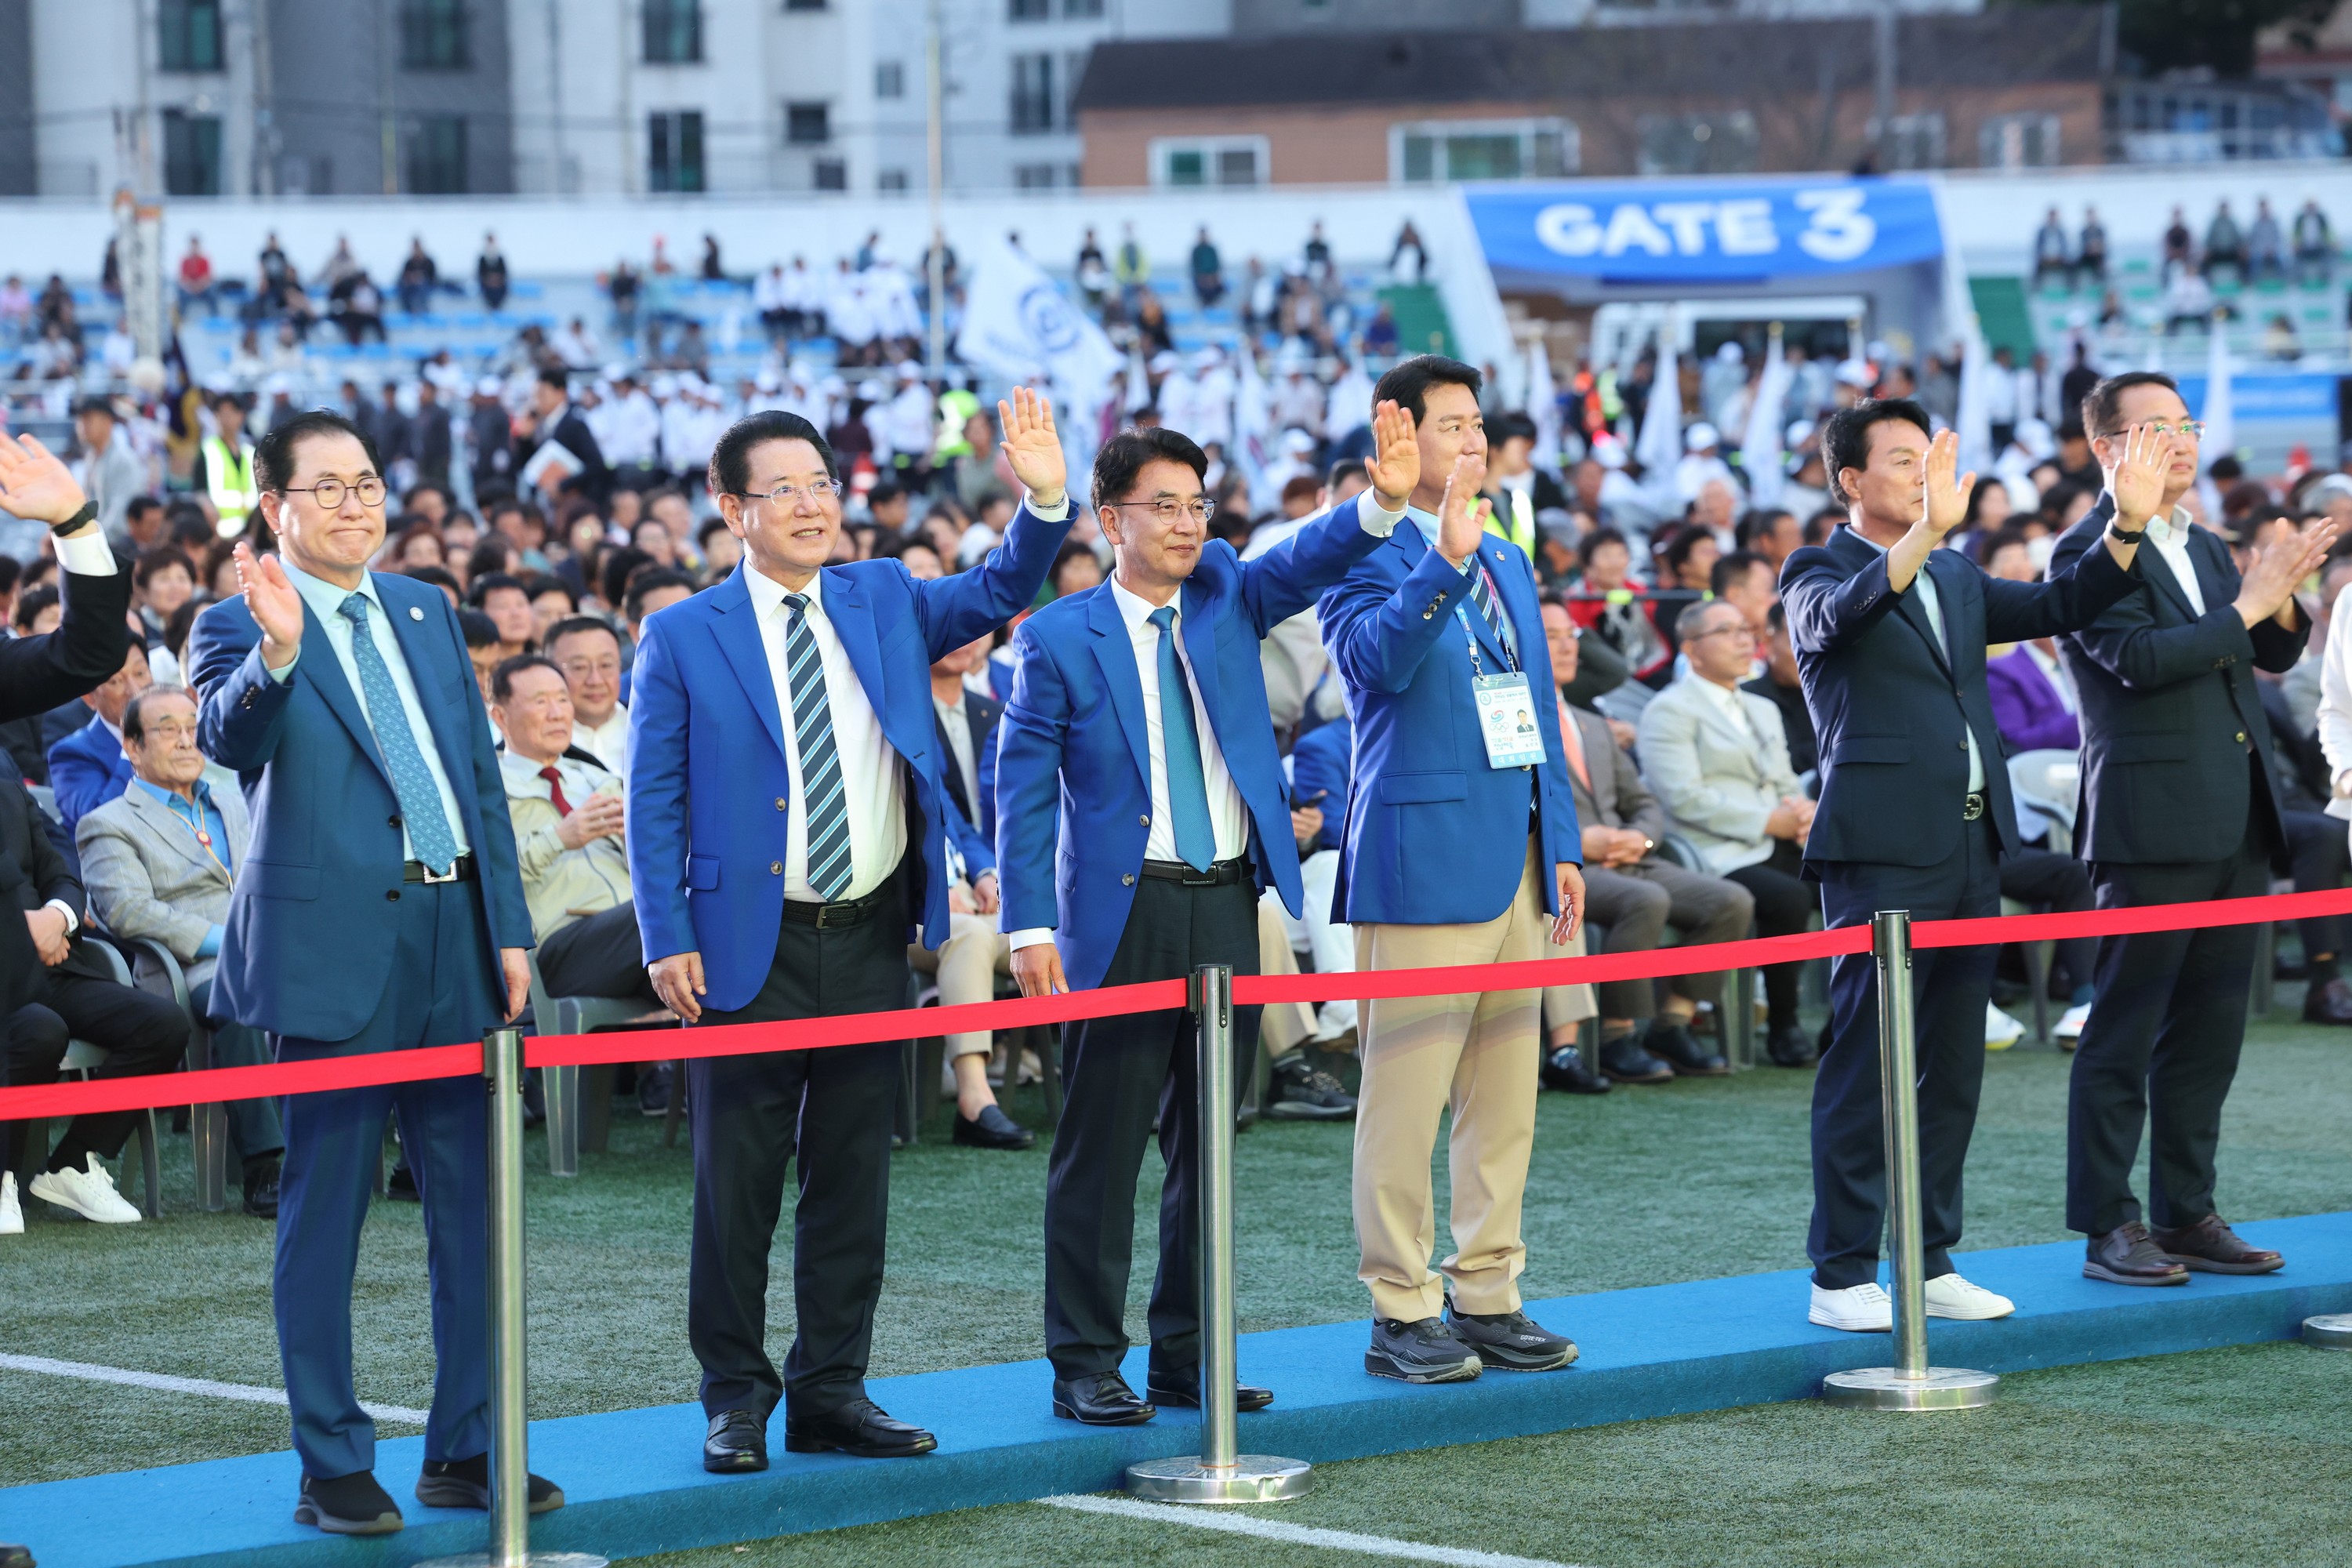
[1040,1493,1592,1567]
[0,1352,429,1425]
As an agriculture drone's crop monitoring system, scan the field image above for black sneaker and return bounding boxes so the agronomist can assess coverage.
[295,1471,403,1535]
[637,1063,673,1118]
[1364,1316,1483,1384]
[1265,1053,1356,1120]
[1443,1296,1578,1371]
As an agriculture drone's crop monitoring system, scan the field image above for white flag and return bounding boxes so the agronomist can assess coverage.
[1738,329,1791,512]
[2203,318,2234,468]
[1526,339,1561,472]
[956,235,1123,474]
[1635,336,1682,515]
[1955,323,1994,481]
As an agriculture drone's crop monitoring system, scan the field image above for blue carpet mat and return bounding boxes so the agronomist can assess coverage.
[8,1212,2349,1568]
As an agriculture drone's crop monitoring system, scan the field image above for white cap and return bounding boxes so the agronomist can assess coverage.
[1685,422,1720,452]
[1149,350,1179,373]
[650,373,678,398]
[1835,360,1875,389]
[1715,341,1745,364]
[1592,438,1628,470]
[477,376,504,397]
[1283,428,1318,455]
[754,369,783,394]
[1784,419,1815,448]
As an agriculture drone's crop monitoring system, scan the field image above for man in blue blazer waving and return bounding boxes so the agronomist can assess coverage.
[995,410,1411,1425]
[630,394,1070,1472]
[190,411,547,1537]
[1319,356,1584,1386]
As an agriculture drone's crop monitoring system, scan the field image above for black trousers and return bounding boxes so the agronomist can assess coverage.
[2067,807,2270,1236]
[3,958,187,1174]
[687,867,909,1421]
[1998,846,2097,999]
[1725,840,1813,1029]
[1808,818,2000,1290]
[2281,808,2347,961]
[538,902,660,1005]
[1044,874,1259,1384]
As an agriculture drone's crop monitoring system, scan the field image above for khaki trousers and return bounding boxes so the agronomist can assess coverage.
[1352,836,1548,1322]
[906,910,1011,1058]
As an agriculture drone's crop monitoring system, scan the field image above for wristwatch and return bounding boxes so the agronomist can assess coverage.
[2106,520,2147,543]
[51,500,98,537]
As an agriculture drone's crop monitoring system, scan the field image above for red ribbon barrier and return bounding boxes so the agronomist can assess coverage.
[7,885,2351,1122]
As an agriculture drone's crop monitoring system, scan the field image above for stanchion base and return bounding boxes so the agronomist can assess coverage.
[2303,1314,2352,1349]
[1125,1454,1313,1504]
[1820,1366,1999,1410]
[412,1553,608,1568]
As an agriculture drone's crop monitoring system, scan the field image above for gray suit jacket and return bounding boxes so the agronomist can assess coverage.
[1564,702,1665,842]
[1635,675,1801,874]
[75,779,252,992]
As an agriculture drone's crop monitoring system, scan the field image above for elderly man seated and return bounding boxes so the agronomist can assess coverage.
[49,637,153,833]
[1,769,187,1235]
[906,796,1035,1149]
[486,654,670,1114]
[546,615,630,781]
[1637,599,1820,1068]
[76,687,284,1215]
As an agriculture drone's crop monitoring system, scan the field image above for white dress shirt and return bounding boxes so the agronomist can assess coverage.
[742,563,906,903]
[269,562,471,861]
[574,702,631,782]
[2140,504,2207,618]
[2022,639,2078,714]
[934,691,981,827]
[54,529,118,576]
[1846,524,1985,793]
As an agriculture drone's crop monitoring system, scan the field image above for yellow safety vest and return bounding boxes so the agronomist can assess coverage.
[1484,485,1537,557]
[202,435,260,537]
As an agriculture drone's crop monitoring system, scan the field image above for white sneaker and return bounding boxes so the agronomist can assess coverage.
[0,1171,20,1235]
[1984,1002,2026,1051]
[2054,1002,2091,1044]
[1924,1272,2015,1320]
[1809,1281,1893,1332]
[28,1155,142,1224]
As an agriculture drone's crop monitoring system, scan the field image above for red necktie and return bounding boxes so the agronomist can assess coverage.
[539,765,573,816]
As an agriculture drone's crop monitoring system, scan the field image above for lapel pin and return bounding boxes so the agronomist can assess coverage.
[408,605,424,621]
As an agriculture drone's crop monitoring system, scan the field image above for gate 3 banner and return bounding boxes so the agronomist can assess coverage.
[1468,177,1947,285]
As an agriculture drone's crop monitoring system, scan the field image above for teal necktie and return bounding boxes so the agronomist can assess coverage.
[337,593,459,873]
[1149,604,1215,873]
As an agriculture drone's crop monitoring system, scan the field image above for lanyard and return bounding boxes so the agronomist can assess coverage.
[1454,563,1519,677]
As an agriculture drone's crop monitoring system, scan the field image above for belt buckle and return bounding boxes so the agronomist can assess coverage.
[1181,864,1220,887]
[814,900,856,930]
[419,858,462,884]
[1961,794,1984,822]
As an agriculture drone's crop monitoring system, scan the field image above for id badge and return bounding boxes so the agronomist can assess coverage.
[1473,672,1546,769]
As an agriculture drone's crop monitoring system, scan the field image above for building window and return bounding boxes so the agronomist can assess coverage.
[786,101,830,145]
[1014,162,1060,189]
[876,60,904,100]
[1064,49,1090,126]
[407,114,470,194]
[814,158,848,191]
[1635,111,1759,176]
[1879,112,1945,171]
[784,0,826,9]
[649,110,705,191]
[1150,135,1268,188]
[162,109,222,194]
[878,168,909,193]
[1062,0,1103,14]
[400,0,470,70]
[1980,112,2060,169]
[1009,0,1048,18]
[1394,118,1576,183]
[158,0,223,72]
[1011,53,1055,133]
[643,0,702,64]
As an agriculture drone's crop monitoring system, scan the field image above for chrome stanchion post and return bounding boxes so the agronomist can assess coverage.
[1821,912,1998,1412]
[419,1029,604,1568]
[2303,1315,2352,1348]
[1126,965,1312,1504]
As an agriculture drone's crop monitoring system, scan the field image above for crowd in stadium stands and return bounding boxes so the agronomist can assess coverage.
[11,197,2352,1236]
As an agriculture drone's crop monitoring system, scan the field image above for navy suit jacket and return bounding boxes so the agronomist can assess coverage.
[2050,496,2306,869]
[47,717,135,833]
[1779,523,2136,869]
[933,685,1004,844]
[1316,517,1579,927]
[1288,717,1351,854]
[994,496,1386,993]
[627,503,1068,1014]
[189,572,532,1044]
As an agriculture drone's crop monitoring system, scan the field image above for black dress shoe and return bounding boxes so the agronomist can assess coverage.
[0,1541,31,1568]
[2152,1214,2285,1274]
[1538,1044,1611,1094]
[1765,1024,1819,1068]
[1598,1036,1673,1084]
[384,1160,419,1203]
[242,1160,281,1219]
[2084,1221,2190,1286]
[638,1063,674,1117]
[1145,1370,1274,1411]
[952,1102,1036,1149]
[2303,975,2352,1025]
[783,1397,937,1457]
[1643,1022,1730,1077]
[295,1471,404,1535]
[702,1409,768,1473]
[414,1454,564,1513]
[1265,1053,1356,1120]
[1052,1370,1156,1425]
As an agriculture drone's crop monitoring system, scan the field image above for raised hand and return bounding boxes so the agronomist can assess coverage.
[1921,427,1976,539]
[2107,421,2169,532]
[2234,515,2339,629]
[997,386,1066,508]
[1436,450,1490,568]
[0,434,90,528]
[234,541,307,668]
[1361,397,1421,510]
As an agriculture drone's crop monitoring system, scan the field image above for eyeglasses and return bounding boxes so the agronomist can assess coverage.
[2104,421,2207,441]
[737,479,844,508]
[1689,624,1755,641]
[1110,498,1218,525]
[280,475,387,510]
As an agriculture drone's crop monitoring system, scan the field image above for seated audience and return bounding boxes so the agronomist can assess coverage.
[467,571,536,661]
[48,639,153,833]
[905,793,1033,1149]
[1744,601,1817,778]
[1987,636,2081,753]
[459,608,502,703]
[74,687,282,1215]
[547,615,630,779]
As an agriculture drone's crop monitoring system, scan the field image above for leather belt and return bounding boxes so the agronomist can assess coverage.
[780,882,895,930]
[1140,857,1248,887]
[1961,793,1987,822]
[403,855,477,884]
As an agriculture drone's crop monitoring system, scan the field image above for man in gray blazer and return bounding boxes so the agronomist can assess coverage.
[1637,599,1819,1067]
[75,685,283,1216]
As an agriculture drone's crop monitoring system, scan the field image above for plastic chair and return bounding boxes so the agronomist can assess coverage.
[2008,749,2080,855]
[18,940,165,1218]
[527,952,671,1178]
[114,935,229,1212]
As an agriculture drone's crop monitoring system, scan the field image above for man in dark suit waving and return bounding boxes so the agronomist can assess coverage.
[1782,401,2140,1333]
[2052,372,2334,1286]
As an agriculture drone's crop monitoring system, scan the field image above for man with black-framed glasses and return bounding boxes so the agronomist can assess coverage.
[2052,371,2336,1287]
[629,393,1070,1474]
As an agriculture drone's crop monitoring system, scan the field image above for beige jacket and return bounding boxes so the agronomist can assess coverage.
[499,750,630,942]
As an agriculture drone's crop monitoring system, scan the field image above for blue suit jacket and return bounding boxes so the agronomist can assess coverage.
[994,496,1387,993]
[627,502,1069,1014]
[1288,717,1351,854]
[188,572,533,1044]
[47,718,135,833]
[1316,519,1579,927]
[1779,523,2136,869]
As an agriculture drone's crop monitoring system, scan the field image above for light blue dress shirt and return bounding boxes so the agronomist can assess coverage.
[132,774,233,956]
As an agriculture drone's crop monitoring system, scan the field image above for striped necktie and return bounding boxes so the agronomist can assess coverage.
[1464,561,1516,664]
[782,593,854,901]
